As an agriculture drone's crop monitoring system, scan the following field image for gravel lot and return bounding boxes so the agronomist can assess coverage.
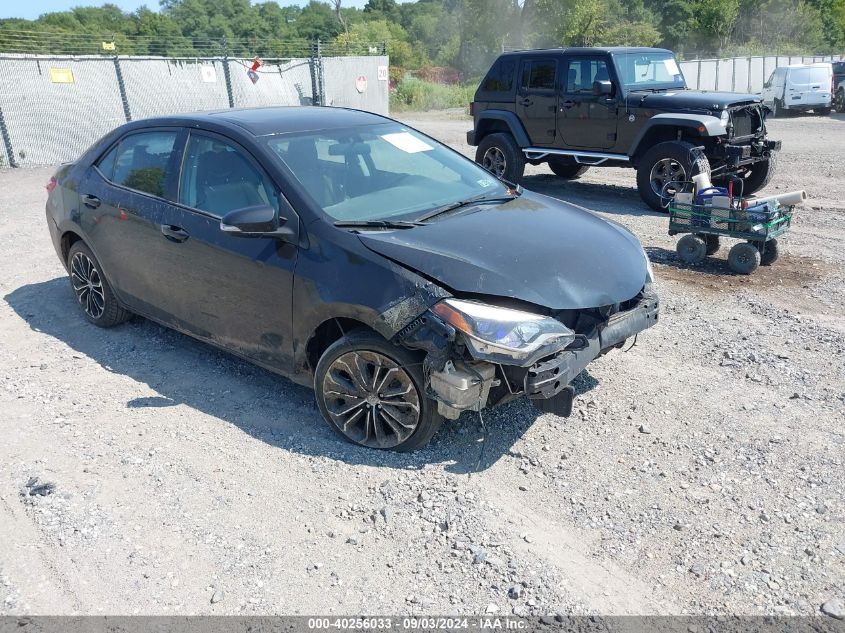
[0,111,843,617]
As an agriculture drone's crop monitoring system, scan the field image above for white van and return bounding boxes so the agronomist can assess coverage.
[762,63,833,116]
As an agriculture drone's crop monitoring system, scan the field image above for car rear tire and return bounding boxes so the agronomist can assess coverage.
[476,133,526,184]
[314,330,444,451]
[548,158,590,180]
[817,107,832,116]
[636,141,710,212]
[759,238,779,266]
[737,152,778,196]
[676,234,708,265]
[835,89,845,113]
[67,241,131,328]
[728,242,761,275]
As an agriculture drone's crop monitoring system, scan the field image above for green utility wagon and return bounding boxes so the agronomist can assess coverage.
[668,200,794,275]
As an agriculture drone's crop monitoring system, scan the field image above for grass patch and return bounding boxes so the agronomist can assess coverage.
[390,77,474,112]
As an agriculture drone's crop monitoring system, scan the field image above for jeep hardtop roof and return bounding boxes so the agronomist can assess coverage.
[497,47,674,57]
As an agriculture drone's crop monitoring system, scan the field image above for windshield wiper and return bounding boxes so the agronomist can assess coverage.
[415,191,519,223]
[333,219,422,229]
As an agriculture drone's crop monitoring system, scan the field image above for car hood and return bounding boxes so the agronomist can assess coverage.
[356,191,648,311]
[626,89,762,112]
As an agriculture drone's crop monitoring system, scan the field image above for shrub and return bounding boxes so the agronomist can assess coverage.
[390,77,474,112]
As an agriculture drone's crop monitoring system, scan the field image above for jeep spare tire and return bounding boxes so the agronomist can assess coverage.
[548,158,590,180]
[637,141,711,211]
[476,133,526,184]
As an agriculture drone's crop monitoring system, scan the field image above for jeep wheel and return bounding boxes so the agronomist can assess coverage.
[636,141,710,212]
[476,133,526,184]
[548,158,590,180]
[835,89,845,113]
[737,152,778,196]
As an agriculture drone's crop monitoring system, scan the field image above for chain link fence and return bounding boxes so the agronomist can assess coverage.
[0,49,389,167]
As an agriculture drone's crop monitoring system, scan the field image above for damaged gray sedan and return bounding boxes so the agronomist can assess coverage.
[46,106,657,451]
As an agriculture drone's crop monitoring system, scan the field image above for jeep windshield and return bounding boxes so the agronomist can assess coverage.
[612,51,687,92]
[266,123,511,224]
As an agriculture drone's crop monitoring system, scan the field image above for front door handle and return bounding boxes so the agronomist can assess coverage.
[161,224,189,243]
[82,194,100,209]
[561,99,576,109]
[519,97,533,107]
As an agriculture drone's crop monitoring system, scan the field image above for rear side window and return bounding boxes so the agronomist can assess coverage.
[521,60,557,91]
[481,58,517,93]
[98,131,179,198]
[178,134,277,217]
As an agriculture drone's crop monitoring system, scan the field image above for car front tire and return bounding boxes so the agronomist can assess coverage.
[475,132,526,185]
[738,152,778,196]
[636,141,710,212]
[67,241,131,328]
[314,330,443,451]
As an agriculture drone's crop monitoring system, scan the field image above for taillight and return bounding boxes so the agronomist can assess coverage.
[469,101,475,116]
[46,176,57,193]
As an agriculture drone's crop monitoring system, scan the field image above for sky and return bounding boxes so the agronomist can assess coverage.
[0,0,378,20]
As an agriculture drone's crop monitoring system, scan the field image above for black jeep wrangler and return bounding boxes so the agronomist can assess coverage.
[468,47,782,210]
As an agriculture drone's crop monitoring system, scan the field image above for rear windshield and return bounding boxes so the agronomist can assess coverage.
[789,67,831,84]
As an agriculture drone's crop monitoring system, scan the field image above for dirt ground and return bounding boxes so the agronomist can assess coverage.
[0,110,843,618]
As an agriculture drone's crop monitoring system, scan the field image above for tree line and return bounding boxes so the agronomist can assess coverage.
[1,0,843,76]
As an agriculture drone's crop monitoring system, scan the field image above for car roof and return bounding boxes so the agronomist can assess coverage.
[781,63,832,69]
[140,106,390,137]
[498,47,673,57]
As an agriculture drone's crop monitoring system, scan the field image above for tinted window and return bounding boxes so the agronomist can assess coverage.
[524,60,556,90]
[565,58,610,94]
[481,59,516,93]
[178,135,277,217]
[109,131,178,198]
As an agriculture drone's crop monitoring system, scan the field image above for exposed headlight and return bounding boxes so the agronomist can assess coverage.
[431,298,575,366]
[720,109,730,125]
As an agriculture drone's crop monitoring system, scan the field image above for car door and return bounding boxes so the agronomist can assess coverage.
[516,58,559,146]
[557,56,619,149]
[761,70,777,105]
[156,131,297,370]
[76,128,184,317]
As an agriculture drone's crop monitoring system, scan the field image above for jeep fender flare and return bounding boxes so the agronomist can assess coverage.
[628,113,726,158]
[470,110,531,147]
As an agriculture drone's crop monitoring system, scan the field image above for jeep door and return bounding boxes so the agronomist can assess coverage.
[516,58,559,146]
[557,56,619,149]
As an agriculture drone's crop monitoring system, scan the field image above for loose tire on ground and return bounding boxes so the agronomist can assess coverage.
[475,132,526,185]
[67,241,131,328]
[728,242,761,275]
[676,234,708,265]
[548,158,590,180]
[314,329,444,452]
[759,238,779,266]
[636,140,710,212]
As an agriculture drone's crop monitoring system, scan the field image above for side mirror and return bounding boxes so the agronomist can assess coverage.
[592,79,613,96]
[220,204,297,241]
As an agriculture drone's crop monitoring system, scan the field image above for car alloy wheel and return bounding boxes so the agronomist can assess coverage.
[649,158,686,199]
[481,146,507,179]
[321,350,421,449]
[70,252,106,319]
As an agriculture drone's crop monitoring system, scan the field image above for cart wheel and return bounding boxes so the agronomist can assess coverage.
[728,242,761,275]
[697,233,720,256]
[677,234,708,265]
[759,239,779,266]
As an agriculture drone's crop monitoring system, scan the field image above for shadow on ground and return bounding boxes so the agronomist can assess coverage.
[5,277,598,475]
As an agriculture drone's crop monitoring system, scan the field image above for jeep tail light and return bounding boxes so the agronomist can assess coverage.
[46,176,57,193]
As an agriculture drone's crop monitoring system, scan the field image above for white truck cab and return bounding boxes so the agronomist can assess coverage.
[762,63,833,117]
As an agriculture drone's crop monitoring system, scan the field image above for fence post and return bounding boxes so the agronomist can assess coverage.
[113,57,132,122]
[222,38,235,108]
[0,106,17,168]
[309,39,323,106]
[715,59,720,91]
[696,60,702,91]
[731,57,736,91]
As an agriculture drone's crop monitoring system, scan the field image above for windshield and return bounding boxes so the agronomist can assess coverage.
[612,51,686,91]
[265,123,507,223]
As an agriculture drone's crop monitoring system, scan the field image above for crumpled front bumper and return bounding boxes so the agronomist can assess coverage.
[526,285,659,411]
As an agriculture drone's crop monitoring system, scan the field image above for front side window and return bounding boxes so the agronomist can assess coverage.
[266,123,507,223]
[612,52,686,91]
[178,135,278,217]
[565,58,611,94]
[99,131,178,198]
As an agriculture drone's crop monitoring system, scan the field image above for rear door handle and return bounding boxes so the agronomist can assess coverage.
[519,97,533,106]
[82,194,100,209]
[161,224,189,243]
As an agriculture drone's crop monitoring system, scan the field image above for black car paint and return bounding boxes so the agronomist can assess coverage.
[46,106,651,396]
